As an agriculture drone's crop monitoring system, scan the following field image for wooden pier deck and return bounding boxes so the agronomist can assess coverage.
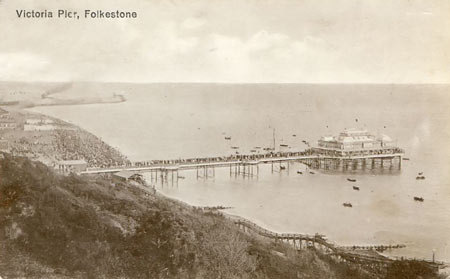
[80,149,404,175]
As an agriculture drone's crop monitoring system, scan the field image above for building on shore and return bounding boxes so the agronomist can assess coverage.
[112,170,144,183]
[24,124,57,131]
[23,118,56,131]
[0,119,17,130]
[25,118,54,125]
[57,159,88,174]
[307,128,404,170]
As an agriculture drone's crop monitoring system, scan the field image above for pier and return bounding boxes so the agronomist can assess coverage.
[80,147,404,178]
[78,129,405,186]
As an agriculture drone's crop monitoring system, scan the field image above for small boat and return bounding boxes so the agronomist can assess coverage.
[343,203,353,207]
[280,144,288,147]
[418,172,423,175]
[292,134,296,137]
[178,176,185,179]
[231,146,239,149]
[280,166,286,170]
[402,158,410,161]
[347,178,357,182]
[309,171,315,174]
[416,176,425,180]
[224,136,231,140]
[413,197,424,202]
[297,171,303,174]
[353,186,360,191]
[250,150,257,153]
[255,146,261,149]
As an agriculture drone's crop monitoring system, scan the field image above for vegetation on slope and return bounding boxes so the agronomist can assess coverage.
[0,153,442,278]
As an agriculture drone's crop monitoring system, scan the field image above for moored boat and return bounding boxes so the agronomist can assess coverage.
[343,203,353,207]
[416,176,425,180]
[224,136,231,140]
[353,186,360,190]
[297,170,303,174]
[347,178,357,182]
[414,197,424,202]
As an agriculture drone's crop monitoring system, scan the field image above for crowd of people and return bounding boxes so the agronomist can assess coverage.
[122,150,313,168]
[2,132,56,163]
[108,146,404,170]
[54,129,129,168]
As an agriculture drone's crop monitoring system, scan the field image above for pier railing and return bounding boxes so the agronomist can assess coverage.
[82,148,405,174]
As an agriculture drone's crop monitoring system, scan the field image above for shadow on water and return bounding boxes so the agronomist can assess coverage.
[315,167,403,176]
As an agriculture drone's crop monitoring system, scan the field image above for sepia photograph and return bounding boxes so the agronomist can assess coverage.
[0,0,449,278]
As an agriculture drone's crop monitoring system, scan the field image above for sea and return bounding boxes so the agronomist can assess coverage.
[29,83,450,262]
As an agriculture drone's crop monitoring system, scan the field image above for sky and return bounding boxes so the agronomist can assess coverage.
[0,0,449,83]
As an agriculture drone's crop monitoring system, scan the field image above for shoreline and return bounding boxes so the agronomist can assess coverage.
[3,103,448,267]
[150,185,431,266]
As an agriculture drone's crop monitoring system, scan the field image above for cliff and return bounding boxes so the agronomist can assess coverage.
[0,153,440,278]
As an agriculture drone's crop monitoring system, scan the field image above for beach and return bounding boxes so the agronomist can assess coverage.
[2,82,450,263]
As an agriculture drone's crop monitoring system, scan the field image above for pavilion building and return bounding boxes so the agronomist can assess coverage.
[308,128,404,170]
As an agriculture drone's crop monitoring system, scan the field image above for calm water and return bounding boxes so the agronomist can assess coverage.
[30,83,450,262]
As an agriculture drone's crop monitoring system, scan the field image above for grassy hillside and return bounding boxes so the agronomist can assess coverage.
[0,153,440,278]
